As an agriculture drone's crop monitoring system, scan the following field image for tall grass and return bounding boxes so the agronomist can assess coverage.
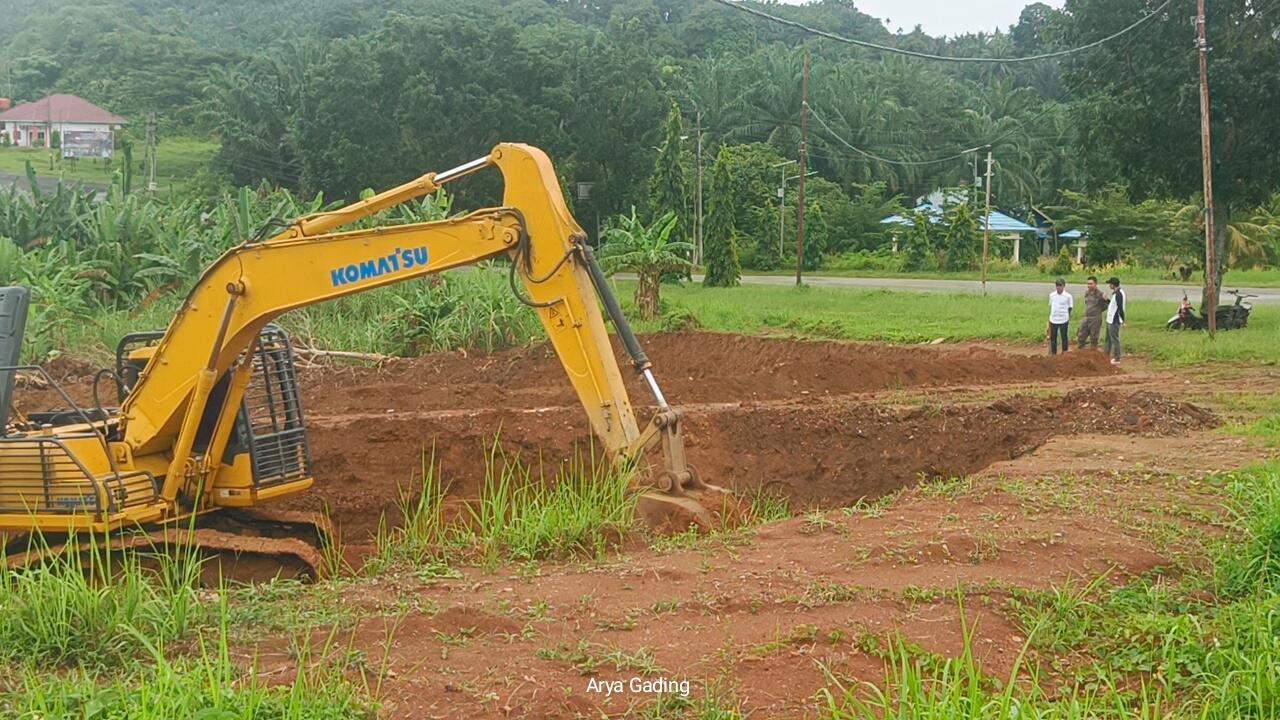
[463,444,638,564]
[370,442,640,573]
[0,538,202,670]
[0,536,377,717]
[283,266,540,357]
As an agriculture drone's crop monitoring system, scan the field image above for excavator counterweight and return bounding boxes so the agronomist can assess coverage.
[0,144,734,579]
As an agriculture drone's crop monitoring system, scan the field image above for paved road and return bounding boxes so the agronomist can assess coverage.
[0,170,108,195]
[683,274,1280,305]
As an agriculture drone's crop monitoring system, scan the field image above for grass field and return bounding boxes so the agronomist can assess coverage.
[629,281,1280,367]
[786,264,1280,288]
[0,136,217,194]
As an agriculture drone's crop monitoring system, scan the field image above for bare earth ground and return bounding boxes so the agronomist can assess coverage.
[15,332,1279,718]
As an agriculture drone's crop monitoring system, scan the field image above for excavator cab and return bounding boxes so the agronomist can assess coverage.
[115,326,314,504]
[0,286,30,436]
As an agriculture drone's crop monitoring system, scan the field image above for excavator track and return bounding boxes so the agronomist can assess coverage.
[3,509,334,585]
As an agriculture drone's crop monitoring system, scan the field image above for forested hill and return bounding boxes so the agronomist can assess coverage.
[0,0,1072,203]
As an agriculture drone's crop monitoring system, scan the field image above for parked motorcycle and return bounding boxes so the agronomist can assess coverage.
[1166,289,1254,330]
[1167,293,1205,330]
[1220,290,1255,329]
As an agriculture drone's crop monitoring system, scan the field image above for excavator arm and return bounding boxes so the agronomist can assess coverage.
[119,144,714,523]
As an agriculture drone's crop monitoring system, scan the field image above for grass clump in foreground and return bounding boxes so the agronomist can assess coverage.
[370,444,640,574]
[0,540,201,671]
[0,543,376,718]
[821,462,1280,718]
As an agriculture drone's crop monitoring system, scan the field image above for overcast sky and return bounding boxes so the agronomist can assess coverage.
[781,1,1065,38]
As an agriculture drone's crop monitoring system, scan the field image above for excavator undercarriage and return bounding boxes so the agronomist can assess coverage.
[0,144,737,582]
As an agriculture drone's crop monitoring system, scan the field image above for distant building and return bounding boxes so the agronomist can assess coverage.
[0,94,128,148]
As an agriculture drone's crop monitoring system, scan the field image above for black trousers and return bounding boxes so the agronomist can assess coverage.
[1049,322,1069,355]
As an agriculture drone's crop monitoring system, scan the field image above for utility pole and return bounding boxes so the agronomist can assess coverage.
[694,110,704,266]
[982,149,993,296]
[146,112,158,192]
[772,159,796,256]
[1197,0,1217,336]
[46,96,53,170]
[795,48,809,286]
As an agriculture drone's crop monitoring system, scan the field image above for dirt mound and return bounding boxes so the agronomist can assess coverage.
[300,331,1118,415]
[289,387,1215,539]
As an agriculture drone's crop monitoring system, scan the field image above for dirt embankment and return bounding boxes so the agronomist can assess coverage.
[300,331,1120,415]
[280,334,1211,539]
[9,332,1215,540]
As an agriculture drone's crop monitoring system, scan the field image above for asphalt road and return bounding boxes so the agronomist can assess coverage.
[0,170,108,195]
[684,274,1279,305]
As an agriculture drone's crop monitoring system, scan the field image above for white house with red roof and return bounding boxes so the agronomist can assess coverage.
[0,94,128,148]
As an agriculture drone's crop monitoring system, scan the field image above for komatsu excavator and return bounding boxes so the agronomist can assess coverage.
[0,143,729,578]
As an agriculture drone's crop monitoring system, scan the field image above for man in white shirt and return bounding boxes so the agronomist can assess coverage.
[1104,276,1125,365]
[1047,277,1073,355]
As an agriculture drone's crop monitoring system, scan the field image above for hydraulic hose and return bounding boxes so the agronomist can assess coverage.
[581,244,649,370]
[580,244,669,409]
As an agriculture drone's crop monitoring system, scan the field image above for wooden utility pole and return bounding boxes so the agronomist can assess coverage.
[694,110,704,266]
[795,48,809,286]
[1197,0,1217,336]
[982,150,993,296]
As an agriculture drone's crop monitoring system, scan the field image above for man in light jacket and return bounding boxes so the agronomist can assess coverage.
[1105,276,1125,365]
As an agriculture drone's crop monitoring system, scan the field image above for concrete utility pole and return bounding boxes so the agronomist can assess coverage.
[146,112,158,192]
[795,48,809,286]
[46,97,53,170]
[773,159,796,255]
[982,150,993,296]
[1197,0,1217,336]
[694,110,704,266]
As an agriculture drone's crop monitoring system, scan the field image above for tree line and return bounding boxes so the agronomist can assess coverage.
[1,0,1278,298]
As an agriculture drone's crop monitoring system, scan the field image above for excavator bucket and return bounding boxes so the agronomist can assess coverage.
[631,409,746,533]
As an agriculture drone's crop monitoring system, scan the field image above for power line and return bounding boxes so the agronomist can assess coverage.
[709,0,1175,64]
[807,102,987,166]
[804,41,1196,172]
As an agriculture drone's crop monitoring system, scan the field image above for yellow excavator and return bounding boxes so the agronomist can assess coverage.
[0,143,730,577]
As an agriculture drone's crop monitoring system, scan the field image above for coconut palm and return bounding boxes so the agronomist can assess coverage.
[597,210,694,320]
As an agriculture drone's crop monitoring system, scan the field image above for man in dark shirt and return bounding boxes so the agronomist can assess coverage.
[1077,275,1105,349]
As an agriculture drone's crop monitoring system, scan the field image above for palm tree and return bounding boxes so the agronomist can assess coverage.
[597,210,694,320]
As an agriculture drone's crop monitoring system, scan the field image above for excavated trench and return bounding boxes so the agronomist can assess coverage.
[11,333,1217,544]
[276,333,1215,539]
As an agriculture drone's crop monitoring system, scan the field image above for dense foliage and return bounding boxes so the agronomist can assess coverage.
[1,0,1278,295]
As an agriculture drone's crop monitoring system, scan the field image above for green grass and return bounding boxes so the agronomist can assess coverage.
[0,136,218,194]
[0,537,376,718]
[629,281,1280,367]
[366,442,640,574]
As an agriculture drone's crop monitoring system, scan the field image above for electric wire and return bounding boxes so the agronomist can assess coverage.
[709,0,1176,64]
[802,35,1196,175]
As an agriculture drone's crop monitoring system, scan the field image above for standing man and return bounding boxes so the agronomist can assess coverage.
[1105,276,1125,365]
[1047,277,1073,355]
[1077,276,1105,349]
